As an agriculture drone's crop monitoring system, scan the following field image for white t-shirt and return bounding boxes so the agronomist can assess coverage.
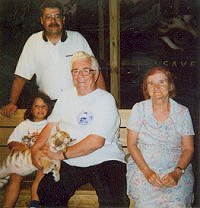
[48,87,125,167]
[15,31,93,100]
[8,119,47,144]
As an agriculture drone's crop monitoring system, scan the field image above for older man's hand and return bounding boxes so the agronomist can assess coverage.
[42,143,62,160]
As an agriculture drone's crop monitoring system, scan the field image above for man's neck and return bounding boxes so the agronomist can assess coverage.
[44,31,62,44]
[48,34,62,44]
[77,86,97,96]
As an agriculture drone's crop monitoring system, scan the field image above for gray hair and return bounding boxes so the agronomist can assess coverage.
[71,51,100,71]
[40,0,64,17]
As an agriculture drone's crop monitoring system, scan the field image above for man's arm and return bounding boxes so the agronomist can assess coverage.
[0,76,26,117]
[97,71,106,90]
[43,134,105,161]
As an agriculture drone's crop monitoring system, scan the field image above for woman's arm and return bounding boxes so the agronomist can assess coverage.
[161,135,194,187]
[176,135,194,169]
[127,129,164,187]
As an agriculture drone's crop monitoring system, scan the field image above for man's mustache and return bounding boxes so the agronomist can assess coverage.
[49,23,59,28]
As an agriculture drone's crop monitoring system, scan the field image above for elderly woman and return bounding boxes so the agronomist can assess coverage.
[31,51,130,207]
[127,67,194,207]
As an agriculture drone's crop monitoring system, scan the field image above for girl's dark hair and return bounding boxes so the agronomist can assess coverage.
[40,0,64,17]
[24,92,53,121]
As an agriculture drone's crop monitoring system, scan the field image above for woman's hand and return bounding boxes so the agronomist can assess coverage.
[161,169,182,187]
[144,168,164,187]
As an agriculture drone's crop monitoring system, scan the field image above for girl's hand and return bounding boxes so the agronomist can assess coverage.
[161,170,182,187]
[11,143,29,152]
[144,168,164,187]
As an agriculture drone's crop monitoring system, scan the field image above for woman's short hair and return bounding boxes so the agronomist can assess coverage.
[71,51,100,71]
[142,66,176,99]
[24,91,53,121]
[40,0,64,17]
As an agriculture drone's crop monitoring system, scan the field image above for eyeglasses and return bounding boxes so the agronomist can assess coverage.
[43,14,63,21]
[71,68,96,76]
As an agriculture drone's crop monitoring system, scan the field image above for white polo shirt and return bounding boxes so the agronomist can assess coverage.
[15,31,93,100]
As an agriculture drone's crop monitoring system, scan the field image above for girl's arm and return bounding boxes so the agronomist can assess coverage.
[31,122,57,169]
[8,141,28,152]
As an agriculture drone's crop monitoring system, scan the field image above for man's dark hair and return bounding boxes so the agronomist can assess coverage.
[24,91,53,121]
[40,0,64,17]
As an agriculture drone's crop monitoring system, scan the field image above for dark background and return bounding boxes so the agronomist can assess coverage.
[0,0,199,109]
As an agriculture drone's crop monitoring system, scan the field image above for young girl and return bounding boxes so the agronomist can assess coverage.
[3,92,53,208]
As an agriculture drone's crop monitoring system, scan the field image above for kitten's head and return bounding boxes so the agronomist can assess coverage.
[50,128,75,152]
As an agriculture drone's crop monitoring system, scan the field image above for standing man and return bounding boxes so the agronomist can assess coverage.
[1,0,106,117]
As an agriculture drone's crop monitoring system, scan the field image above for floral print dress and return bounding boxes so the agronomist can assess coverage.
[127,99,194,208]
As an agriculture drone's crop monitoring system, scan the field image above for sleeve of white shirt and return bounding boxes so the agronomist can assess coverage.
[75,32,94,55]
[47,93,67,123]
[7,121,28,144]
[14,35,36,80]
[89,93,120,142]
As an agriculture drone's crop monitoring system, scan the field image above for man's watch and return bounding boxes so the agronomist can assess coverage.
[175,166,185,174]
[62,147,69,160]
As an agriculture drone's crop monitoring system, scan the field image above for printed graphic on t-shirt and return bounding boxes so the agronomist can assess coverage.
[22,132,38,147]
[78,111,93,125]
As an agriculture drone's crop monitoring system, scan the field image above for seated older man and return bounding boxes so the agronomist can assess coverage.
[31,51,130,207]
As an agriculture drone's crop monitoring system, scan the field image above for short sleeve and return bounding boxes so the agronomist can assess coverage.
[7,121,28,144]
[179,108,195,136]
[15,36,35,80]
[47,94,67,123]
[127,102,143,132]
[75,32,93,55]
[90,94,120,141]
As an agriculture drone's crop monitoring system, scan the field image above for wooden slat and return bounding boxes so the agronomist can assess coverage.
[0,146,9,163]
[0,128,14,145]
[109,0,120,106]
[119,109,131,127]
[98,0,105,61]
[120,128,127,146]
[0,109,25,127]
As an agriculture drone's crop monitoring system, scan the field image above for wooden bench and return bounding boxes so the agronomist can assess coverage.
[0,109,134,207]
